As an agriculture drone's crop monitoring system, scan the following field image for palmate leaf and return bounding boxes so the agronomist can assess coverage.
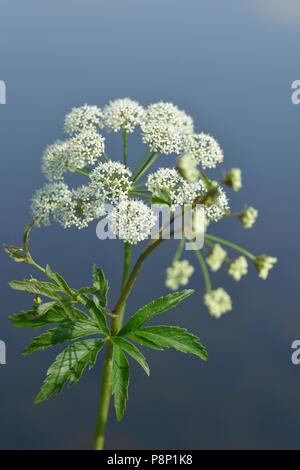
[92,264,109,308]
[9,302,87,328]
[112,336,150,376]
[119,289,194,336]
[128,326,208,361]
[35,338,105,404]
[23,318,101,355]
[112,343,130,421]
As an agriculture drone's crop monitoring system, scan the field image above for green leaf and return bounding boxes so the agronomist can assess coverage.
[130,326,208,361]
[79,295,110,336]
[126,332,164,350]
[119,289,194,336]
[112,343,130,421]
[92,264,109,307]
[10,302,87,328]
[35,339,105,403]
[9,279,62,300]
[4,244,27,263]
[45,265,76,297]
[112,337,150,376]
[23,319,101,355]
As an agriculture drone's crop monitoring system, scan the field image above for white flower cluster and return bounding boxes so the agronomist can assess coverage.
[224,168,242,192]
[31,182,72,227]
[166,260,195,291]
[254,255,277,280]
[42,130,105,181]
[108,198,157,244]
[239,206,258,229]
[187,133,224,169]
[204,185,229,222]
[90,161,132,205]
[102,98,144,133]
[228,256,248,281]
[147,168,206,208]
[206,244,227,271]
[64,105,103,134]
[177,153,200,182]
[204,288,232,318]
[141,102,194,154]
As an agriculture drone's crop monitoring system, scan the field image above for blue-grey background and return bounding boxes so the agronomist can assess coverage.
[0,0,299,449]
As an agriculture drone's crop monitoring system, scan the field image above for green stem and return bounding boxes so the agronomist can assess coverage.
[133,151,158,183]
[123,129,127,167]
[75,168,91,177]
[93,242,131,450]
[205,234,255,260]
[173,238,185,263]
[193,247,212,292]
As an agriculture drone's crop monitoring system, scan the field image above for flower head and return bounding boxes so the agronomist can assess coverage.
[177,153,200,182]
[204,184,230,222]
[228,256,248,281]
[102,98,144,133]
[141,102,194,154]
[187,133,224,169]
[147,168,206,208]
[223,168,242,191]
[204,288,232,318]
[254,255,277,280]
[108,198,157,244]
[42,141,72,181]
[166,260,195,290]
[90,161,132,204]
[60,185,105,230]
[206,243,227,271]
[239,206,258,229]
[69,129,105,166]
[31,182,72,226]
[64,105,103,134]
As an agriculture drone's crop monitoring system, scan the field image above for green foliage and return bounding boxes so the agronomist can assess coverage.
[35,339,105,403]
[112,343,130,421]
[8,261,207,422]
[119,289,194,336]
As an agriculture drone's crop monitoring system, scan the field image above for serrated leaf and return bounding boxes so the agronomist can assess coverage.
[35,339,105,403]
[119,289,194,336]
[79,294,110,336]
[126,332,164,351]
[112,337,150,376]
[112,343,129,421]
[4,244,27,262]
[92,265,109,307]
[10,302,87,328]
[9,279,62,300]
[131,326,208,361]
[23,319,101,355]
[45,265,76,297]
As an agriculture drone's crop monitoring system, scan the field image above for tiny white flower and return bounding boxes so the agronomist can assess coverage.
[69,128,105,166]
[239,206,258,229]
[108,198,157,244]
[223,168,242,192]
[206,244,227,272]
[42,141,72,181]
[204,288,232,318]
[204,184,230,222]
[228,256,248,281]
[147,168,206,209]
[141,102,194,154]
[90,161,133,204]
[31,182,72,226]
[64,104,103,134]
[60,185,105,230]
[254,255,277,280]
[102,98,144,133]
[187,133,224,169]
[177,153,200,182]
[166,260,195,291]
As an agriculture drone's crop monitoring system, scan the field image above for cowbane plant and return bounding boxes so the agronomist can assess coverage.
[5,98,277,450]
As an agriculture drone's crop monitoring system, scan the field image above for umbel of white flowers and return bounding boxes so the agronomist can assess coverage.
[31,98,277,318]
